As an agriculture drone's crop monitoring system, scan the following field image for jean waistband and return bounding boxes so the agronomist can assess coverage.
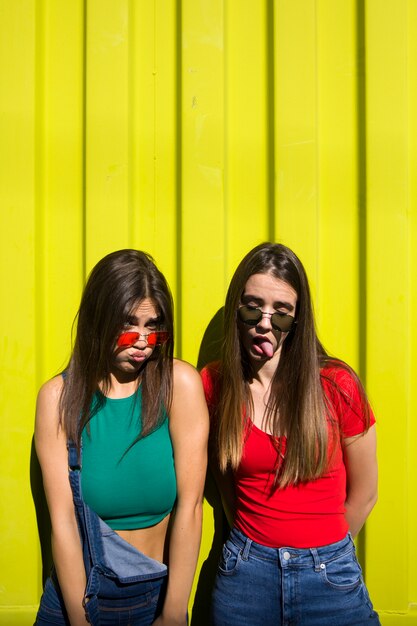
[228,527,354,569]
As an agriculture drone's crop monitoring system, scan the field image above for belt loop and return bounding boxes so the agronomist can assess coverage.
[241,537,252,561]
[310,548,322,572]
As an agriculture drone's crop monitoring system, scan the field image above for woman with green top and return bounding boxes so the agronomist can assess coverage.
[35,249,209,626]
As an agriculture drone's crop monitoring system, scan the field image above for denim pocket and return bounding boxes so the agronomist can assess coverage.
[217,540,242,575]
[319,546,363,590]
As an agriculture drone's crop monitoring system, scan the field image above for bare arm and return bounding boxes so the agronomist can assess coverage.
[343,424,378,538]
[153,360,209,626]
[35,377,89,626]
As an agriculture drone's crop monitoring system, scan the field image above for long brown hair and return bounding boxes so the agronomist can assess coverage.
[59,249,174,447]
[217,242,370,487]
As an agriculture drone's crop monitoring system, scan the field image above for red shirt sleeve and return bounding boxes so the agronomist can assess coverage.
[321,365,375,438]
[200,361,221,412]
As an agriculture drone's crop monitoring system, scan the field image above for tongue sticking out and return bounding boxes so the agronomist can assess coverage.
[256,339,274,358]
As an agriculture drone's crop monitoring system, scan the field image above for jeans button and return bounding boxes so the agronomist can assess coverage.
[283,551,291,560]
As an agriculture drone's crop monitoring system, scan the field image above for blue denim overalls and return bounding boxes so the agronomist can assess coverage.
[36,439,168,625]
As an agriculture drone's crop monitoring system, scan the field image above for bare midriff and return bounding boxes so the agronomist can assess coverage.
[114,513,171,562]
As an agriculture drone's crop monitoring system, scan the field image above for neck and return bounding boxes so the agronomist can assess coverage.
[101,370,141,399]
[249,351,282,387]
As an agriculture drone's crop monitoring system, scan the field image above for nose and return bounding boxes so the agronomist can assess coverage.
[134,332,150,344]
[256,311,273,330]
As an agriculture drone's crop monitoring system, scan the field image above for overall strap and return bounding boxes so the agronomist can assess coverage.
[67,437,110,575]
[67,438,81,470]
[67,439,82,501]
[67,439,93,568]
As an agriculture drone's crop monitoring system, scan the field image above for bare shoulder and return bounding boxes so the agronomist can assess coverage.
[170,359,209,433]
[35,375,64,433]
[172,358,203,390]
[38,374,64,402]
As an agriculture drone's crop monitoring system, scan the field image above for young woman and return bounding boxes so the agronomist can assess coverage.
[35,249,209,626]
[202,243,380,626]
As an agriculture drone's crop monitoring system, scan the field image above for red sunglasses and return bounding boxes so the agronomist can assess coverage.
[117,331,170,348]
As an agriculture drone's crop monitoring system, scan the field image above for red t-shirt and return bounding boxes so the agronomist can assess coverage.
[201,362,375,548]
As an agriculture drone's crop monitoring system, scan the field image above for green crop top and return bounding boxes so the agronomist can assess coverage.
[81,389,177,530]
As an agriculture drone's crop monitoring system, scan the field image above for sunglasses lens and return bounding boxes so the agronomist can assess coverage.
[271,314,294,332]
[238,306,295,332]
[117,331,140,347]
[238,306,262,325]
[154,331,170,345]
[147,332,157,346]
[146,331,169,346]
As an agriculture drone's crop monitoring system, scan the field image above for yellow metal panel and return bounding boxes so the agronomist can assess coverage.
[408,0,417,609]
[224,0,269,277]
[85,0,130,270]
[178,0,226,610]
[180,0,225,365]
[0,610,37,626]
[365,0,410,616]
[0,0,39,613]
[274,0,319,285]
[1,1,417,623]
[0,0,84,619]
[315,0,359,366]
[130,0,179,312]
[37,0,85,381]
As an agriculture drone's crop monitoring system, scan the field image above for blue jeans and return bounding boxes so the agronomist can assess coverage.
[211,528,380,626]
[36,570,166,625]
[36,439,168,625]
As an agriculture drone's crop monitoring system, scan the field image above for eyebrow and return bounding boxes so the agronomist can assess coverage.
[241,294,295,313]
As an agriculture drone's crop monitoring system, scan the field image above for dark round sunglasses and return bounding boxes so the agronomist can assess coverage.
[238,305,295,332]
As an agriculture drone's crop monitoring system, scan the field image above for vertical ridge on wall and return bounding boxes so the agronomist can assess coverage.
[82,0,88,282]
[225,0,269,277]
[85,0,130,269]
[34,0,46,383]
[130,0,179,317]
[407,0,417,606]
[355,0,368,572]
[274,0,319,283]
[181,0,225,365]
[356,0,368,384]
[316,0,359,366]
[127,0,142,252]
[175,0,183,356]
[266,0,276,241]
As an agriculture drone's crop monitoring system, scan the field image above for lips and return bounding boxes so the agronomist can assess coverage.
[130,351,147,362]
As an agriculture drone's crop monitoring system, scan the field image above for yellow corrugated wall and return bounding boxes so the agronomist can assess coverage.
[1,1,416,623]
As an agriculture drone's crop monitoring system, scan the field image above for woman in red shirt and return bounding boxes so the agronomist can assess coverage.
[201,242,380,626]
